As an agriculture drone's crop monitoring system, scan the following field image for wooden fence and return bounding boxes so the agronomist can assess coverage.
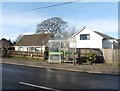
[77,49,120,64]
[76,48,119,64]
[2,49,119,64]
[102,49,120,64]
[5,50,44,59]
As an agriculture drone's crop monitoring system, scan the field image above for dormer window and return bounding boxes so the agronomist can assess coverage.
[80,34,90,40]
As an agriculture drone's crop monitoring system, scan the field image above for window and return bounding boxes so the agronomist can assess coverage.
[80,34,90,40]
[35,47,42,52]
[29,47,34,51]
[18,47,22,51]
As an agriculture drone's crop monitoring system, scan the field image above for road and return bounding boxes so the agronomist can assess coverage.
[2,63,119,91]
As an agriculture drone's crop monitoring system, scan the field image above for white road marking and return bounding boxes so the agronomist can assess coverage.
[47,68,53,72]
[86,71,102,74]
[19,82,60,91]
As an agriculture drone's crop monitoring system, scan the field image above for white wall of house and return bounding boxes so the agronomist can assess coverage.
[15,46,19,51]
[15,46,29,51]
[14,46,45,52]
[69,28,103,49]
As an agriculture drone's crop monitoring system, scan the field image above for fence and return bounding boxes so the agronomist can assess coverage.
[4,50,44,59]
[2,49,119,64]
[102,49,120,64]
[76,48,119,64]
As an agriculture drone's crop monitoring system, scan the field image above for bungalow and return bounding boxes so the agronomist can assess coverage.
[14,33,53,52]
[69,26,116,49]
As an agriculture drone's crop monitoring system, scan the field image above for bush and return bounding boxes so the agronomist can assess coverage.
[44,47,49,60]
[85,52,97,65]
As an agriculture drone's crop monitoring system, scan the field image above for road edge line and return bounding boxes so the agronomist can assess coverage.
[19,81,60,91]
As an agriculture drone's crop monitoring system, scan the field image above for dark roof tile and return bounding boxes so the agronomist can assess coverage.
[94,31,114,39]
[15,33,53,46]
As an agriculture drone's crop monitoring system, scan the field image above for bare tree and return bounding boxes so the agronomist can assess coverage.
[15,34,23,43]
[36,17,68,36]
[68,26,77,36]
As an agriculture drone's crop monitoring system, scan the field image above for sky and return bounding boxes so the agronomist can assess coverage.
[1,0,119,41]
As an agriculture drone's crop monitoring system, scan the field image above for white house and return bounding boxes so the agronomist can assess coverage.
[15,27,116,51]
[69,26,116,49]
[14,33,53,52]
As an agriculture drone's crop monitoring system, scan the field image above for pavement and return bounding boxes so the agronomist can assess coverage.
[1,57,119,76]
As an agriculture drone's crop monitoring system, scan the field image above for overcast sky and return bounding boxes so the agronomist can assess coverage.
[1,0,119,41]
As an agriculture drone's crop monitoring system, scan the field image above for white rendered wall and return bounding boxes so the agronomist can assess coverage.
[14,46,44,51]
[69,28,103,49]
[14,46,19,51]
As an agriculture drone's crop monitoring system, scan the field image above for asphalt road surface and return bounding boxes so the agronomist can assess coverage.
[2,63,119,91]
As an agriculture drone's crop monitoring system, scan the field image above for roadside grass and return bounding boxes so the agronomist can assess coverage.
[2,56,119,68]
[3,56,47,62]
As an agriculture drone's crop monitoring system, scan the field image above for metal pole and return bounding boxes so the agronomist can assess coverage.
[64,42,65,62]
[74,42,76,65]
[73,38,76,65]
[75,40,76,63]
[59,41,61,63]
[73,39,75,65]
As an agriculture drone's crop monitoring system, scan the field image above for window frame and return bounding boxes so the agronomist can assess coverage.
[80,34,90,40]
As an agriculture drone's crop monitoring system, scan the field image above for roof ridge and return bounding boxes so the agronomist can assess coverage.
[23,33,53,36]
[72,26,86,37]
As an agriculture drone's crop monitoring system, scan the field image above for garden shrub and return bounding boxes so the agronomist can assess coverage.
[85,52,97,65]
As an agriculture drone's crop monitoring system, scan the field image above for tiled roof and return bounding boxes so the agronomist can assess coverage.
[0,38,10,46]
[116,39,120,43]
[15,33,53,46]
[94,31,114,39]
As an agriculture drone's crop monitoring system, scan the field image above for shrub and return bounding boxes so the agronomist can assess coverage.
[85,52,97,65]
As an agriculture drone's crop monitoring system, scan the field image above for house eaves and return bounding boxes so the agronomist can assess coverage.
[71,26,86,38]
[94,31,115,39]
